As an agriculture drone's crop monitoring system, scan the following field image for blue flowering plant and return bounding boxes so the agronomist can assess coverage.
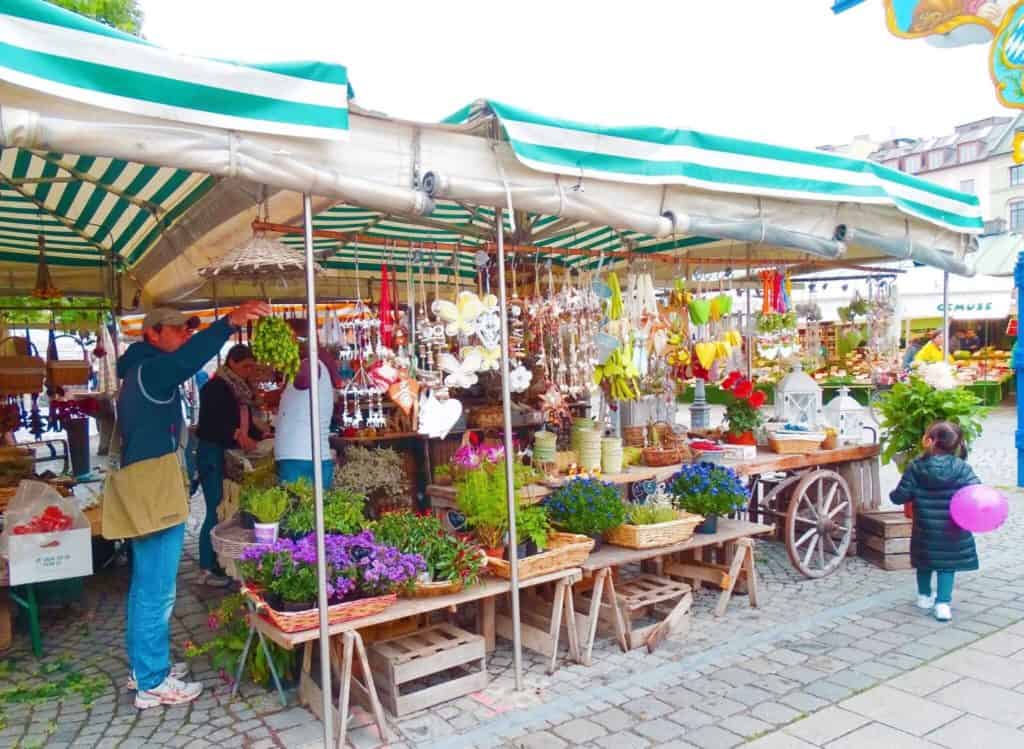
[668,462,749,518]
[545,478,627,537]
[238,530,425,608]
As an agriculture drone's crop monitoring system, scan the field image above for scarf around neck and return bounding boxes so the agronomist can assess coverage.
[216,364,257,407]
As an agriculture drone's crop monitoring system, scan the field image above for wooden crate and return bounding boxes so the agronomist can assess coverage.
[367,623,487,717]
[857,510,911,571]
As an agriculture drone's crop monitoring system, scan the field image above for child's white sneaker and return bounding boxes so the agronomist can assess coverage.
[126,662,189,691]
[916,594,935,610]
[134,675,203,709]
[934,603,952,622]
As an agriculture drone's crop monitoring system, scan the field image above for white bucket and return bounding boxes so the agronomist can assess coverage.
[253,522,279,545]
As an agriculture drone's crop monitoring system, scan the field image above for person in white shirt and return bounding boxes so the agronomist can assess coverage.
[274,348,339,484]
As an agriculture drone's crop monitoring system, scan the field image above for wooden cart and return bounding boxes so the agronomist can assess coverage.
[735,444,881,578]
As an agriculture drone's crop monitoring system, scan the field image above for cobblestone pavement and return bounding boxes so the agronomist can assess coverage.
[0,408,1021,748]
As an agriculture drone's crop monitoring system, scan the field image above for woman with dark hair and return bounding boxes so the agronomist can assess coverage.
[195,344,268,586]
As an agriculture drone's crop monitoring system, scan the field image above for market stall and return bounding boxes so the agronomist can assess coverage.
[0,2,992,743]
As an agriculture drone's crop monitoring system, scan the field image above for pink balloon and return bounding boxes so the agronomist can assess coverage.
[950,485,1009,533]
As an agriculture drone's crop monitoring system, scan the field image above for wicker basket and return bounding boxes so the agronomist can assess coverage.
[768,435,823,455]
[622,425,646,448]
[605,512,704,549]
[485,532,594,580]
[0,355,45,395]
[642,446,685,467]
[47,361,91,387]
[469,405,504,430]
[246,588,397,633]
[211,516,264,560]
[401,578,465,599]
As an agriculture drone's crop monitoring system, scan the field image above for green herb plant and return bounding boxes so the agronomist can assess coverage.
[627,503,679,525]
[241,485,290,524]
[371,512,483,586]
[876,376,988,472]
[513,504,552,550]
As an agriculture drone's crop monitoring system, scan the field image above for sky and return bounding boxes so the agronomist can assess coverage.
[137,0,1006,150]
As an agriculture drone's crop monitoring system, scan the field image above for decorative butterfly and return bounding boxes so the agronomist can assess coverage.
[465,345,501,372]
[439,350,482,389]
[432,291,484,338]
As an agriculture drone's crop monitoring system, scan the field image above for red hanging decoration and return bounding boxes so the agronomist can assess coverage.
[379,263,394,349]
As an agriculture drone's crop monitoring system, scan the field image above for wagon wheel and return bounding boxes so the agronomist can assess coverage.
[785,469,854,578]
[753,474,803,536]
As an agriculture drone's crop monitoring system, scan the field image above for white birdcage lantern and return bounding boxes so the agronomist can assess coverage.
[774,362,822,427]
[823,386,867,444]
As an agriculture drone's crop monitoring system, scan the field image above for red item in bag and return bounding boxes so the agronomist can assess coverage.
[903,502,913,520]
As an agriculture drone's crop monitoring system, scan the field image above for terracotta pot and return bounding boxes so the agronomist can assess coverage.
[724,431,756,446]
[485,546,505,559]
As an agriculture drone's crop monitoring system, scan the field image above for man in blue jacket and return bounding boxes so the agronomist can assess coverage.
[117,301,270,709]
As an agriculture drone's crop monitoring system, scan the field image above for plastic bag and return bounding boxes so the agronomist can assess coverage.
[0,480,89,558]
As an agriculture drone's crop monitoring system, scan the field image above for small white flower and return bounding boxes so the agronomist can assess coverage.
[509,364,533,393]
[915,361,957,391]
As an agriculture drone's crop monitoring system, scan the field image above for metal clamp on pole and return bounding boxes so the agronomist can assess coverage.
[834,225,975,277]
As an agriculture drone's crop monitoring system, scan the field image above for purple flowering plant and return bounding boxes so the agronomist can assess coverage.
[239,530,425,606]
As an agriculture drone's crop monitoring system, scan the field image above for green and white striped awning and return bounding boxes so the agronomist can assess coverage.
[0,0,350,140]
[447,100,983,235]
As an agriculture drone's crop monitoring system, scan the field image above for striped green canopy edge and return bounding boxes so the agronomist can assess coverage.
[0,0,350,140]
[446,100,983,235]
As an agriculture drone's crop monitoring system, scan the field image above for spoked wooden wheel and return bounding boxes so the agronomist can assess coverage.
[785,469,854,578]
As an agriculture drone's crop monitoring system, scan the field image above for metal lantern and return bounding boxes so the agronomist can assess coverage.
[774,362,823,427]
[824,386,867,444]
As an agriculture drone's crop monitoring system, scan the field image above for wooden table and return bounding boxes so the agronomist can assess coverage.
[574,519,774,663]
[251,567,582,748]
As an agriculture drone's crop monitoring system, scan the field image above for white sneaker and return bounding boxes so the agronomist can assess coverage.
[934,603,952,622]
[134,675,203,709]
[916,594,936,610]
[127,662,189,691]
[198,570,233,588]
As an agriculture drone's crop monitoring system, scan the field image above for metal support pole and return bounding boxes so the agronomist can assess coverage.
[494,207,523,691]
[745,287,753,380]
[942,272,950,359]
[302,194,334,745]
[1014,252,1024,487]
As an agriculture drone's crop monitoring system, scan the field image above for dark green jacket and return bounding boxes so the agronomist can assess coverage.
[890,454,979,572]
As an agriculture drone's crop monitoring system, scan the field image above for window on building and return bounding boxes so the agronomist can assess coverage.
[1011,164,1024,186]
[884,159,900,170]
[1010,200,1024,231]
[927,150,946,170]
[958,142,980,162]
[959,179,975,194]
[903,155,922,173]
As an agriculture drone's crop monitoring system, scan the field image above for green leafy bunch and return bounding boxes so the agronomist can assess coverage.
[251,316,300,382]
[545,478,626,537]
[184,594,293,687]
[627,503,679,526]
[455,461,551,549]
[240,485,289,524]
[513,505,552,550]
[0,296,109,330]
[279,480,367,537]
[371,512,483,585]
[756,312,797,334]
[876,377,988,472]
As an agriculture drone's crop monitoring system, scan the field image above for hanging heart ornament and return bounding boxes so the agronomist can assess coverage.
[388,377,419,416]
[417,391,463,439]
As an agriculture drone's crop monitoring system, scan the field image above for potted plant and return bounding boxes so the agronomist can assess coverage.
[668,462,748,534]
[506,504,552,559]
[334,446,410,516]
[241,486,290,544]
[544,478,627,549]
[455,464,507,557]
[371,512,484,592]
[876,366,988,472]
[433,464,454,486]
[720,371,766,445]
[279,482,367,539]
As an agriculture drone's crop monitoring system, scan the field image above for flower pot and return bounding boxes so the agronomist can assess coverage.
[505,542,529,561]
[588,534,605,551]
[279,599,315,613]
[253,522,279,545]
[525,539,539,557]
[724,431,756,446]
[695,515,719,534]
[239,511,257,530]
[485,546,505,559]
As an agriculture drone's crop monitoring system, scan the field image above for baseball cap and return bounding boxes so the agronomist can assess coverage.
[142,308,200,330]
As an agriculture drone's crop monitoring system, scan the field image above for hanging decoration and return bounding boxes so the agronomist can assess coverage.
[33,235,61,300]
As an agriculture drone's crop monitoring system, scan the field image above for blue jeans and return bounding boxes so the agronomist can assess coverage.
[127,523,185,691]
[196,440,225,573]
[277,459,335,487]
[917,569,955,604]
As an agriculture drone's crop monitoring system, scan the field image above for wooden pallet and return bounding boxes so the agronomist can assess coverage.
[367,623,487,717]
[857,510,911,571]
[576,573,692,652]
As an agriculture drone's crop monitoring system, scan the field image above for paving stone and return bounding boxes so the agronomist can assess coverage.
[850,660,901,680]
[725,684,773,706]
[514,730,568,749]
[263,707,310,731]
[552,718,607,743]
[779,691,829,713]
[749,701,803,726]
[594,731,650,749]
[275,720,325,748]
[804,680,856,702]
[931,646,1024,688]
[831,721,944,748]
[969,631,1024,657]
[681,725,742,749]
[686,695,745,718]
[781,705,871,745]
[589,707,634,733]
[623,697,673,720]
[841,685,963,736]
[719,713,773,738]
[927,713,1024,749]
[633,718,683,743]
[932,677,1024,727]
[827,668,879,691]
